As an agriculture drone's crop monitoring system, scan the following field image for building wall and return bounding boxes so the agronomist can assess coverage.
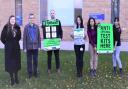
[22,0,40,37]
[0,0,127,41]
[83,0,111,24]
[22,0,40,26]
[83,0,128,41]
[120,0,128,41]
[0,0,15,34]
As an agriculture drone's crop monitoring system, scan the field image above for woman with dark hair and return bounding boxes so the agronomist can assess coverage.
[87,17,98,77]
[112,17,123,77]
[71,16,86,78]
[1,15,21,86]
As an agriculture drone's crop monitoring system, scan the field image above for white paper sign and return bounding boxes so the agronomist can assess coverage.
[46,27,50,32]
[51,27,56,32]
[74,28,84,38]
[46,33,51,38]
[52,32,57,38]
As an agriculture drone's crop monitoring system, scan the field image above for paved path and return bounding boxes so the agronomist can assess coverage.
[0,41,128,51]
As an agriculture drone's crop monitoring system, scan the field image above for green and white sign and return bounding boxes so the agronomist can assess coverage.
[43,20,59,27]
[43,19,61,51]
[97,23,114,53]
[74,28,84,39]
[43,38,61,51]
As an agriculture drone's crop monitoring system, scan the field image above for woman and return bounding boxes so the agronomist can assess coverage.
[113,17,122,77]
[1,15,21,86]
[71,16,86,78]
[87,17,98,77]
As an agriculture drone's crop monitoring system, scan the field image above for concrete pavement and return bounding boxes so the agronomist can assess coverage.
[0,41,128,51]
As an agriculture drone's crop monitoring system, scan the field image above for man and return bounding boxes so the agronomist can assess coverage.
[23,13,41,78]
[42,10,63,75]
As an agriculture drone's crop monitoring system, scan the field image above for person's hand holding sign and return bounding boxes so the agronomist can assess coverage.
[38,48,41,51]
[94,47,97,53]
[24,49,26,53]
[84,35,86,40]
[113,46,116,52]
[114,41,117,51]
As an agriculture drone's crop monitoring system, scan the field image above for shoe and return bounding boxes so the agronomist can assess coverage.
[77,73,81,78]
[93,69,97,77]
[77,73,83,78]
[90,69,94,77]
[15,78,19,84]
[34,72,38,78]
[15,73,19,84]
[119,68,123,77]
[11,77,15,86]
[15,77,19,84]
[28,74,32,79]
[48,69,51,75]
[57,69,61,74]
[113,67,116,76]
[79,73,83,78]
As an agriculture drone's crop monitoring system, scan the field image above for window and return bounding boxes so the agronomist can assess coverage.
[74,0,83,22]
[47,0,74,26]
[40,0,83,26]
[15,0,22,26]
[111,0,120,23]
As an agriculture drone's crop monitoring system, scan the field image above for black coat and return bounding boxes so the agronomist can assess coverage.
[1,24,21,73]
[113,25,121,46]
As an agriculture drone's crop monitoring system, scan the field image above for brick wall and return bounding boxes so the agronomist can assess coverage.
[120,0,128,41]
[0,0,15,35]
[83,0,128,41]
[22,0,40,37]
[83,0,111,24]
[0,0,127,41]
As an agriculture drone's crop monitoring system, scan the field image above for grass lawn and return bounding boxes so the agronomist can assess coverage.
[0,49,128,89]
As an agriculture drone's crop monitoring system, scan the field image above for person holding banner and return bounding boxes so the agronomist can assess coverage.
[42,10,63,75]
[87,17,98,77]
[23,13,41,78]
[112,17,123,76]
[1,15,21,86]
[71,16,86,78]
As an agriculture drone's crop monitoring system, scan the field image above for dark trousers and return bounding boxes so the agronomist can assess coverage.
[27,49,38,75]
[47,50,60,70]
[74,45,85,74]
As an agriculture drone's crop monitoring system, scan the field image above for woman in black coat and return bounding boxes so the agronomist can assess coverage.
[1,15,21,86]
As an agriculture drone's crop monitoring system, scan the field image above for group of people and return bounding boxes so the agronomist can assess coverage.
[71,16,122,78]
[0,10,123,86]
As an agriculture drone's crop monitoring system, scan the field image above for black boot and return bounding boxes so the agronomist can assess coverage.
[119,68,123,77]
[15,72,19,84]
[93,69,97,77]
[79,68,83,78]
[77,70,80,78]
[28,72,32,79]
[10,73,14,86]
[34,72,38,78]
[113,67,116,76]
[90,69,94,77]
[11,77,15,86]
